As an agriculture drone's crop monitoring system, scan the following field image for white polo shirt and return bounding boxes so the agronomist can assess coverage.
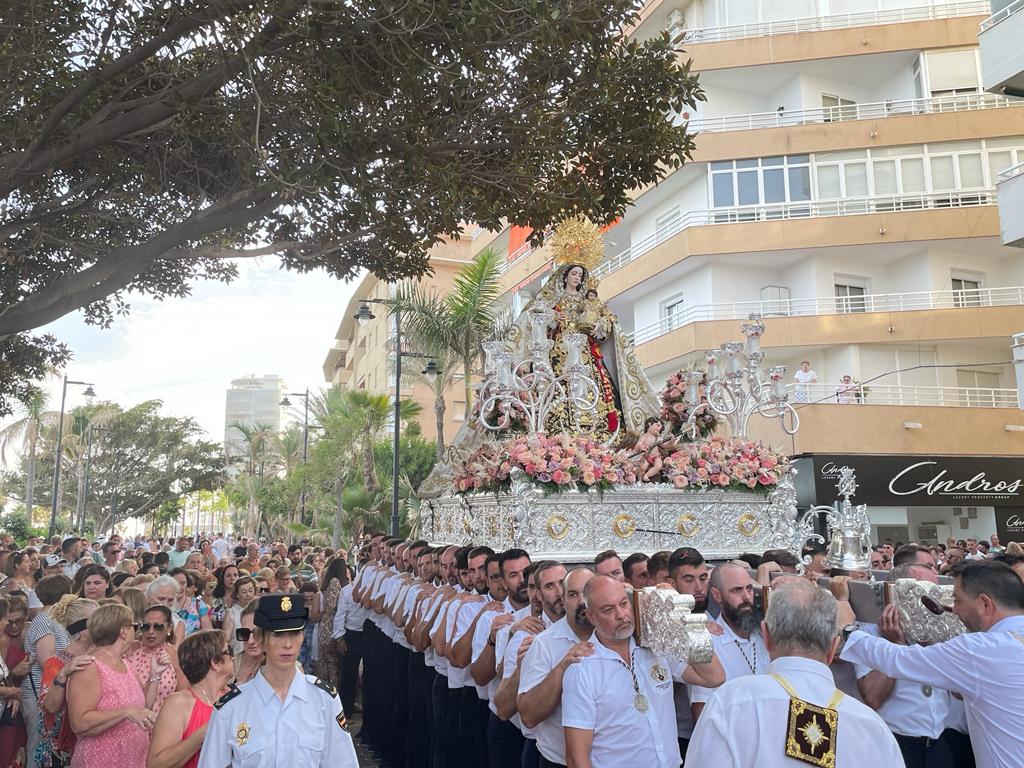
[852,623,950,739]
[472,608,505,701]
[687,656,902,768]
[449,598,487,689]
[690,614,768,704]
[562,634,684,768]
[517,616,587,764]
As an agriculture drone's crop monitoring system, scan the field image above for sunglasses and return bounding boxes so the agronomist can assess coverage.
[139,622,167,633]
[257,587,270,594]
[235,628,253,642]
[222,647,232,657]
[6,618,25,627]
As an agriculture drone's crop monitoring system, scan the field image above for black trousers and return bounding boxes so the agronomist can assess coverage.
[446,683,462,768]
[405,652,431,768]
[521,738,539,768]
[487,712,524,768]
[894,733,955,768]
[537,757,566,768]
[339,629,363,715]
[430,672,451,768]
[390,645,411,767]
[941,728,975,768]
[358,621,379,745]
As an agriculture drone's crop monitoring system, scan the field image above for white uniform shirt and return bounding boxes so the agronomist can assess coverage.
[562,634,684,768]
[449,598,487,688]
[686,656,902,768]
[690,614,769,704]
[197,671,359,768]
[852,624,949,739]
[332,584,363,638]
[517,616,584,763]
[841,614,1024,768]
[471,608,503,701]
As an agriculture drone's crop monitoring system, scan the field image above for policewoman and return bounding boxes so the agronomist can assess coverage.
[197,593,359,768]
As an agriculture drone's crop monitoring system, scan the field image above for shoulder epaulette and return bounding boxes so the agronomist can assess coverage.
[310,675,338,698]
[214,683,241,710]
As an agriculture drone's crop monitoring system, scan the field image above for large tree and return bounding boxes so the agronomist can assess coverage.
[0,0,703,415]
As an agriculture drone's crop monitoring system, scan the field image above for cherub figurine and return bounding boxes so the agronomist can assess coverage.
[575,279,604,333]
[634,417,667,482]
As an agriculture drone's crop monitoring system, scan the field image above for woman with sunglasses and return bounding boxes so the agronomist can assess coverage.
[147,630,233,768]
[145,576,188,645]
[37,596,98,768]
[124,605,184,715]
[170,570,212,637]
[0,596,29,768]
[232,603,262,685]
[66,604,155,767]
[221,577,257,656]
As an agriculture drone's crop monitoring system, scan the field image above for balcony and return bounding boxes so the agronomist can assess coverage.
[978,0,1024,97]
[747,401,1024,455]
[997,161,1024,247]
[594,190,995,281]
[629,286,1024,345]
[789,382,1018,407]
[688,93,1019,133]
[682,1,988,44]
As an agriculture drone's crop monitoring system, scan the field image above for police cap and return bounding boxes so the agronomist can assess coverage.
[253,592,308,632]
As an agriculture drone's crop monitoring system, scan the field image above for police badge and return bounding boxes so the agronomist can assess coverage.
[236,722,251,746]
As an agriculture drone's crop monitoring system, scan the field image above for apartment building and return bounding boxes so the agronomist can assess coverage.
[223,374,285,458]
[321,236,481,446]
[482,0,1024,544]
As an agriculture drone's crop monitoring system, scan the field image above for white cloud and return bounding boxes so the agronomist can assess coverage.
[24,258,358,444]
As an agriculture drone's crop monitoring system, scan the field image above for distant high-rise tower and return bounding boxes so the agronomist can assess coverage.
[223,374,285,460]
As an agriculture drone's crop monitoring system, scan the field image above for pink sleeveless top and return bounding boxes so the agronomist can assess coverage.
[70,657,149,768]
[182,689,214,768]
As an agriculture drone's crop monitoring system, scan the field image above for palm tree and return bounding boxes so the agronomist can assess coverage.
[0,391,50,521]
[337,391,422,491]
[390,247,506,454]
[227,422,280,536]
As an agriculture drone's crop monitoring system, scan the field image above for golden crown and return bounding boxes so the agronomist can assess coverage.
[551,217,604,272]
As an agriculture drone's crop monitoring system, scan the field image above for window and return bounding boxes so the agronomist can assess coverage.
[655,207,681,241]
[453,401,466,421]
[709,155,812,216]
[925,49,980,98]
[835,281,867,313]
[951,276,982,307]
[760,285,791,316]
[822,94,856,122]
[662,293,686,330]
[956,370,1001,407]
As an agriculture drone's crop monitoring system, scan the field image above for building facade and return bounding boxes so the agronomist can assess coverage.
[223,374,285,459]
[479,0,1024,544]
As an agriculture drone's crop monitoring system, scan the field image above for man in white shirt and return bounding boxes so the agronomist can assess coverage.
[793,359,818,402]
[211,532,230,560]
[853,563,953,768]
[562,576,725,768]
[841,560,1024,768]
[688,579,902,767]
[691,563,768,721]
[516,565,589,768]
[964,538,985,561]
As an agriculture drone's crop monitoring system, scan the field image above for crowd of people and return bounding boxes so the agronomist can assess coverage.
[0,527,1021,767]
[0,531,357,768]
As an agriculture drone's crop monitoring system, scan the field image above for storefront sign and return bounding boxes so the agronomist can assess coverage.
[795,455,1024,508]
[996,508,1024,543]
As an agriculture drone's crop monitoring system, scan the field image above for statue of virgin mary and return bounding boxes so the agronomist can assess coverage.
[505,218,661,439]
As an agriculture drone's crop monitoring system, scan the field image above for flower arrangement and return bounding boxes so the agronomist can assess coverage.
[452,433,637,496]
[661,435,789,493]
[660,370,718,440]
[469,388,530,434]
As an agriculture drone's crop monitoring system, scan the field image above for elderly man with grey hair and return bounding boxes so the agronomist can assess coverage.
[687,579,902,767]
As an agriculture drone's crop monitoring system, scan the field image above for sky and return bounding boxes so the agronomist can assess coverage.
[15,258,360,449]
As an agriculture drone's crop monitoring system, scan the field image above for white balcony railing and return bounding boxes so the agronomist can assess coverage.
[980,0,1024,31]
[498,229,553,276]
[790,383,1018,408]
[682,1,989,44]
[688,93,1018,134]
[998,161,1024,183]
[629,286,1024,345]
[594,189,995,279]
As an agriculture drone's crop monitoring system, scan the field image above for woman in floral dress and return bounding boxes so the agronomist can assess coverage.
[315,558,349,684]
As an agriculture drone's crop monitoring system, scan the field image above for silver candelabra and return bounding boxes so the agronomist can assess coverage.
[679,314,799,439]
[797,465,873,571]
[477,301,603,437]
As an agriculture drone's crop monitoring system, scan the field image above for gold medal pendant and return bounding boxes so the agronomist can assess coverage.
[634,693,649,713]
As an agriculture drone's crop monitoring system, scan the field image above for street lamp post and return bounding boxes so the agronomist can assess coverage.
[49,374,95,539]
[355,299,440,538]
[280,388,310,526]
